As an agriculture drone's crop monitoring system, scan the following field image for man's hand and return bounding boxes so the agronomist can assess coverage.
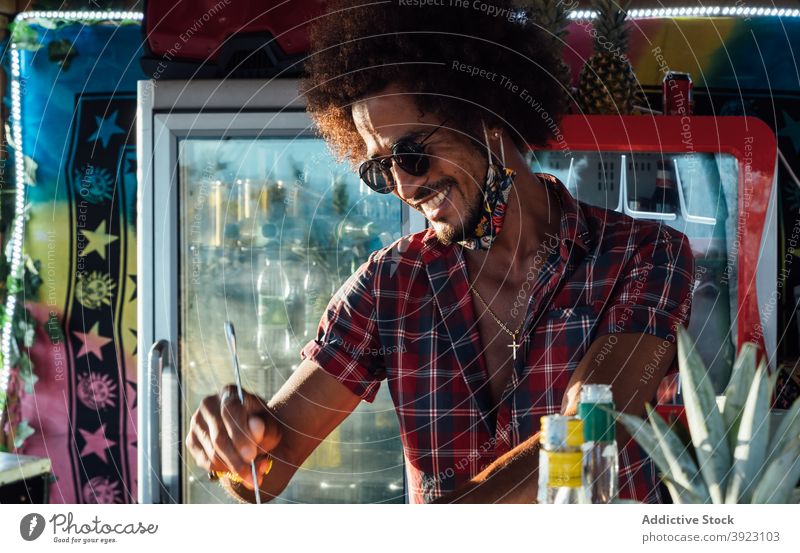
[185,384,283,490]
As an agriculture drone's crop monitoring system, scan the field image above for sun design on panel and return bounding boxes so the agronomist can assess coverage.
[77,371,118,410]
[73,164,115,204]
[82,476,122,504]
[75,271,116,310]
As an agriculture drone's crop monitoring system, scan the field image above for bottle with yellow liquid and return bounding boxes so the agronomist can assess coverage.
[538,415,587,504]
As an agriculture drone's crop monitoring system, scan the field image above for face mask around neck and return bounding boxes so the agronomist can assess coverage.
[456,122,516,251]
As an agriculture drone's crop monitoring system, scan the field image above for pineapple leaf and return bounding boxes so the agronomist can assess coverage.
[615,410,669,474]
[725,361,775,503]
[751,442,800,504]
[660,478,685,504]
[645,404,710,502]
[615,409,708,503]
[765,395,800,470]
[723,341,758,446]
[660,474,704,504]
[678,327,731,503]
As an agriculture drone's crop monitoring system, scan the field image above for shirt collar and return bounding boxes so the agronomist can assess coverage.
[538,172,592,254]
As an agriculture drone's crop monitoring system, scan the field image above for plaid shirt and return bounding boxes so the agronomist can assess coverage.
[301,173,694,503]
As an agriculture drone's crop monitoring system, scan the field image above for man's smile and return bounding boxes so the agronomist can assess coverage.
[417,183,453,218]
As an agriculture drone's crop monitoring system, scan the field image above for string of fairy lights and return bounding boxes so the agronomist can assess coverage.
[570,6,800,18]
[0,4,797,414]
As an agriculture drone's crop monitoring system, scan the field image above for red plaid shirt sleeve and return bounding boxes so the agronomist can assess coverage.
[299,251,385,403]
[595,224,695,342]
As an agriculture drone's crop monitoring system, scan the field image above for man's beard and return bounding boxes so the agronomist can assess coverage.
[431,182,484,246]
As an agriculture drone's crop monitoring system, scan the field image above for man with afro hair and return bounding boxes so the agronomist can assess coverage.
[187,0,694,504]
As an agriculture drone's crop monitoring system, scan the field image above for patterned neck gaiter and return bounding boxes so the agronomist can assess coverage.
[457,162,516,251]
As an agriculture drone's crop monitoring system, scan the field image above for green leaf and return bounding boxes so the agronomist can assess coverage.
[14,318,36,348]
[725,361,774,503]
[9,21,43,52]
[766,396,800,470]
[646,404,710,502]
[23,154,39,187]
[619,410,704,505]
[24,256,40,276]
[17,352,32,377]
[12,420,35,449]
[678,327,731,503]
[723,342,758,447]
[20,366,38,395]
[615,411,668,468]
[5,339,20,370]
[751,443,800,503]
[660,474,704,504]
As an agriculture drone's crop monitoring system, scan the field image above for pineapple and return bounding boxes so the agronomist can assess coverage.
[520,0,573,98]
[615,327,800,503]
[577,0,645,115]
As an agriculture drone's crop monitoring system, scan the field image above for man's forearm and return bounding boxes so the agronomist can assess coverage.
[433,433,541,503]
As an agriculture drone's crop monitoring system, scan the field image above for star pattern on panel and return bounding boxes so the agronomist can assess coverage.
[126,379,137,411]
[127,274,137,302]
[78,423,117,464]
[128,327,137,357]
[79,220,119,260]
[87,110,124,148]
[778,111,800,153]
[124,156,136,176]
[73,321,112,361]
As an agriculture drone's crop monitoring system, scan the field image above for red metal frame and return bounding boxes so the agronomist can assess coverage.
[145,0,326,61]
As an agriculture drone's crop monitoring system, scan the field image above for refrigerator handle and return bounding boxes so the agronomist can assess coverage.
[160,342,181,504]
[144,340,180,504]
[143,341,167,503]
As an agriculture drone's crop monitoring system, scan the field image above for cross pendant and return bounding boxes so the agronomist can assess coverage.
[508,334,520,360]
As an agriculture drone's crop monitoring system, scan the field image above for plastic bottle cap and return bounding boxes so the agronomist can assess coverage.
[580,383,613,404]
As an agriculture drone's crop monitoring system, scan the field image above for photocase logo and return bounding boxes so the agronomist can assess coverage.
[19,513,45,541]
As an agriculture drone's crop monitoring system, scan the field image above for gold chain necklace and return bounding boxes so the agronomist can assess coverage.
[469,285,525,360]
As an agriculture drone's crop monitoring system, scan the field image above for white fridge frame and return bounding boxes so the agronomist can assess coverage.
[136,78,423,504]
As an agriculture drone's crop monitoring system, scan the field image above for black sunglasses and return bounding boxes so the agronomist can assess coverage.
[358,120,449,194]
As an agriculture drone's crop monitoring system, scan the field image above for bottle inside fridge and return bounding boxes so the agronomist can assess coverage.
[256,235,292,365]
[178,136,405,503]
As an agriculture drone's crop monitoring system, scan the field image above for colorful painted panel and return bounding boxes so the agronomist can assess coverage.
[14,20,144,503]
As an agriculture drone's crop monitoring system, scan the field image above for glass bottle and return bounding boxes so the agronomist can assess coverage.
[303,259,331,339]
[236,178,269,247]
[538,415,586,504]
[579,384,619,504]
[651,159,679,214]
[256,238,291,364]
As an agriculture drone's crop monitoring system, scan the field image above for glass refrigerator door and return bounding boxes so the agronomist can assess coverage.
[175,117,405,503]
[530,150,738,393]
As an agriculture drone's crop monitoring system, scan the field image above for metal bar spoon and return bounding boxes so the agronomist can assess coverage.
[223,320,262,504]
